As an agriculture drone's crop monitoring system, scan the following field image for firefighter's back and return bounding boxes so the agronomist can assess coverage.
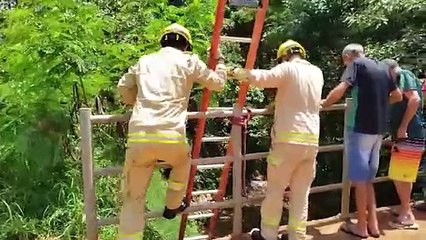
[273,59,324,146]
[128,47,199,140]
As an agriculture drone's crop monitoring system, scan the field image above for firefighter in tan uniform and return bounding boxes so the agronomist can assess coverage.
[116,23,227,240]
[233,40,324,240]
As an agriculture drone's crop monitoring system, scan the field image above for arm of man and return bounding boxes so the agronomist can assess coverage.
[399,72,420,131]
[117,63,139,106]
[389,89,403,104]
[321,62,355,108]
[388,83,402,104]
[245,63,290,89]
[387,70,402,104]
[421,80,426,108]
[194,55,227,92]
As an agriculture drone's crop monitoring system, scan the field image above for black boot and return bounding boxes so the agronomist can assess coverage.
[249,229,265,240]
[249,228,282,240]
[280,234,288,240]
[162,198,189,219]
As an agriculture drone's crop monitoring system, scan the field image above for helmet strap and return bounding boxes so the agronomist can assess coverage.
[287,48,302,58]
[160,33,190,52]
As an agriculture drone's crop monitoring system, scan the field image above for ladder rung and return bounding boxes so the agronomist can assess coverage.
[188,212,214,220]
[220,35,252,43]
[197,164,224,170]
[228,0,260,8]
[207,107,232,111]
[192,189,219,196]
[184,235,209,240]
[202,136,230,143]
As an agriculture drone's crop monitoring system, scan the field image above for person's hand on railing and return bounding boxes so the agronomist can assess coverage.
[319,99,329,109]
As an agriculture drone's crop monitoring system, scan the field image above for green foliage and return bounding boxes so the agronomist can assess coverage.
[0,0,214,239]
[0,0,110,237]
[344,0,426,71]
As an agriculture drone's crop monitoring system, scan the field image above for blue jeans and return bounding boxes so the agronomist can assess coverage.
[345,129,383,182]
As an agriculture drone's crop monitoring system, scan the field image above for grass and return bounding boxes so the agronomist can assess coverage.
[0,127,200,240]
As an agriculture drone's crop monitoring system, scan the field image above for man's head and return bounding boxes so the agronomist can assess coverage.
[342,43,365,66]
[381,58,401,81]
[276,39,306,63]
[160,23,193,52]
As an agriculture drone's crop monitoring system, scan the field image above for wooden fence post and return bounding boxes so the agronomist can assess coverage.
[231,104,243,235]
[80,108,98,240]
[340,98,352,219]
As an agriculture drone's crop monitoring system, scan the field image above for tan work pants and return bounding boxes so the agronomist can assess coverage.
[260,143,318,240]
[118,142,191,240]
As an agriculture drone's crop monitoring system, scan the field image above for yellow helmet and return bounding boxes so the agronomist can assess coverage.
[277,40,306,59]
[160,23,193,50]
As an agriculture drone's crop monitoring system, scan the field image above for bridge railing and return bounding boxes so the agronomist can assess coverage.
[79,98,391,240]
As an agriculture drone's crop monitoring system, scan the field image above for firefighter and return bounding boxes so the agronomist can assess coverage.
[233,40,324,240]
[116,23,227,240]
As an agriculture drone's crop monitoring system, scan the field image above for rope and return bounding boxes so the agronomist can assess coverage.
[231,108,252,197]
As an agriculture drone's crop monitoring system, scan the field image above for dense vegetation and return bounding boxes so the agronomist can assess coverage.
[0,0,425,239]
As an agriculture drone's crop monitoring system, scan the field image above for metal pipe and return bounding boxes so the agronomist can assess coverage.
[231,104,243,234]
[80,108,98,240]
[93,144,347,177]
[89,103,347,124]
[98,199,236,227]
[340,98,351,219]
[96,176,391,227]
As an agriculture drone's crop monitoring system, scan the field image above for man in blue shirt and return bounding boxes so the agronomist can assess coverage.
[382,59,424,230]
[321,44,402,238]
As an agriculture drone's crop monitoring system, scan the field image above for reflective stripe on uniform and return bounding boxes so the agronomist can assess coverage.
[261,215,281,228]
[118,231,143,240]
[128,132,186,144]
[287,216,307,232]
[275,132,319,145]
[266,154,281,167]
[168,179,186,191]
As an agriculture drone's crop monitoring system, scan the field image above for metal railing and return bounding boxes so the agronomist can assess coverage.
[79,98,391,240]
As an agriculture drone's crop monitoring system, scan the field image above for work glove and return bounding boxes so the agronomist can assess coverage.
[232,68,250,82]
[216,63,227,71]
[118,86,137,106]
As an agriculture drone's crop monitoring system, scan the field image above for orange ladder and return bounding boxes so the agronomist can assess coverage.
[178,0,270,239]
